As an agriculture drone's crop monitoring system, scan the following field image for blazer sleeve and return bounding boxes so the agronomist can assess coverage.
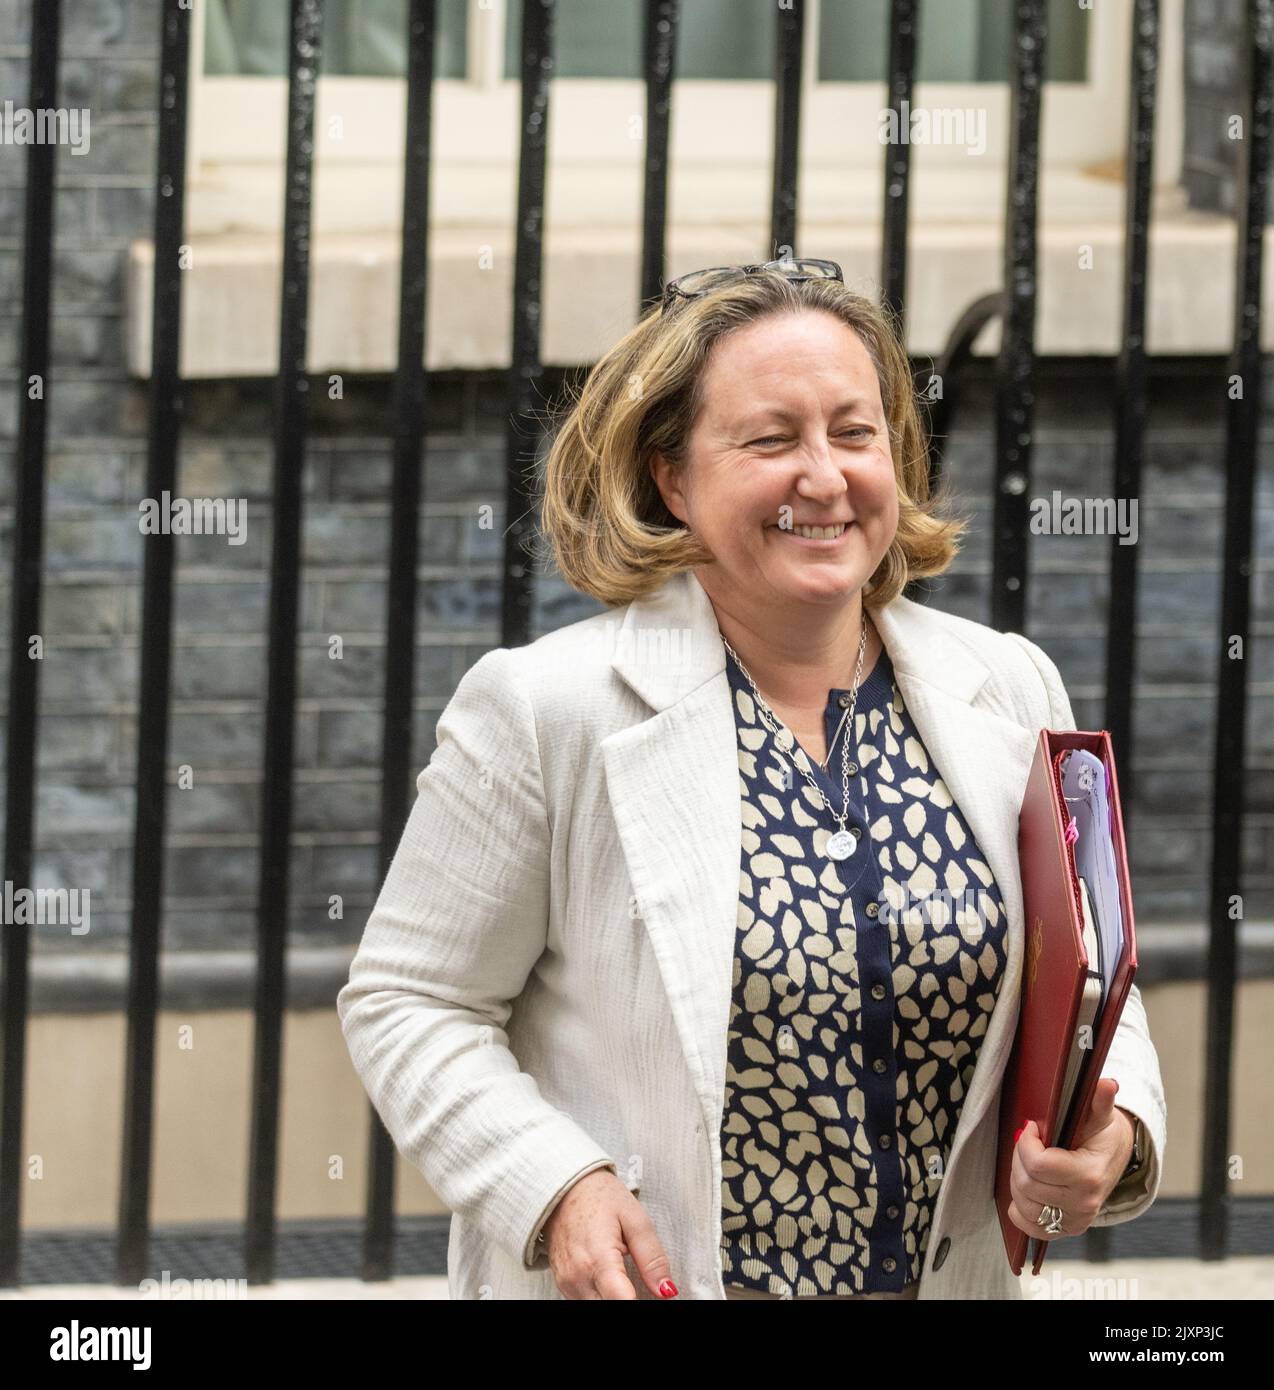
[1004,632,1168,1227]
[336,645,617,1274]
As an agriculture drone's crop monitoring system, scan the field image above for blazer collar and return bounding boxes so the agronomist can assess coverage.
[609,568,993,713]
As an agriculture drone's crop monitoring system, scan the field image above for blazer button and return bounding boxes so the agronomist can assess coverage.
[933,1236,951,1270]
[886,1203,900,1220]
[838,694,852,708]
[878,1134,892,1149]
[865,902,878,918]
[871,983,886,1000]
[872,1057,886,1074]
[882,1256,897,1273]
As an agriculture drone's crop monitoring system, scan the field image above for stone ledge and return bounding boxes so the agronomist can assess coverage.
[125,190,1274,377]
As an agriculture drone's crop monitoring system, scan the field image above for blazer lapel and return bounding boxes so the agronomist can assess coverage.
[602,571,1039,1203]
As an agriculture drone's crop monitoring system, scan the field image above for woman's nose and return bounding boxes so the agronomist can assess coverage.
[795,441,848,496]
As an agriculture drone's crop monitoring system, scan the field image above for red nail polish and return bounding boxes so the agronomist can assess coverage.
[1014,1124,1025,1145]
[659,1279,678,1298]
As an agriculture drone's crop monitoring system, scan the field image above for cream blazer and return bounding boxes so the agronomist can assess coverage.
[337,569,1167,1300]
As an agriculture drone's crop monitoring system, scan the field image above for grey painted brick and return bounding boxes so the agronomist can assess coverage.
[291,779,381,834]
[48,449,127,505]
[419,574,501,630]
[32,846,113,895]
[177,445,279,501]
[46,512,139,570]
[52,248,124,307]
[94,184,152,240]
[164,843,259,900]
[98,58,157,113]
[64,0,160,52]
[155,909,256,952]
[170,644,265,701]
[32,713,114,771]
[298,640,382,699]
[317,579,384,632]
[0,0,32,45]
[173,515,267,569]
[51,313,125,369]
[168,709,264,771]
[34,581,125,635]
[317,708,381,768]
[421,511,462,565]
[424,443,504,501]
[303,508,391,567]
[162,779,258,836]
[56,57,96,110]
[40,645,132,704]
[327,452,391,500]
[38,781,133,836]
[172,580,269,633]
[49,379,148,438]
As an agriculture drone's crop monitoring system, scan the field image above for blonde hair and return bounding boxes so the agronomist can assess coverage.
[536,272,969,609]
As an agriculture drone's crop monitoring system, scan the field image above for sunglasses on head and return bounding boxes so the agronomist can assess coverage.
[660,257,844,314]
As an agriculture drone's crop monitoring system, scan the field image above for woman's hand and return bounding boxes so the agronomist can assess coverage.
[1007,1077,1138,1241]
[540,1169,680,1300]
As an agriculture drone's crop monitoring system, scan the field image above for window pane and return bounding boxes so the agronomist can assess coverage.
[203,0,468,78]
[502,0,775,79]
[819,0,1088,82]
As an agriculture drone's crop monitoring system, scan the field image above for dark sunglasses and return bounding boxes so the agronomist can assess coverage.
[660,257,843,314]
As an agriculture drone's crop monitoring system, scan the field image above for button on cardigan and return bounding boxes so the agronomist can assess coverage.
[719,643,1010,1297]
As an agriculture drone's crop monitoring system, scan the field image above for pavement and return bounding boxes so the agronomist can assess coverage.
[1,1257,1270,1300]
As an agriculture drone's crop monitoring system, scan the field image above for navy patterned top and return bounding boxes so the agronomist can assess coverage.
[719,641,1009,1297]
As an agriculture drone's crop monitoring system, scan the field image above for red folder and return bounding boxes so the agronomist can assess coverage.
[995,729,1138,1276]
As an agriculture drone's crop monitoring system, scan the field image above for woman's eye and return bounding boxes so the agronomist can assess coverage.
[841,426,873,440]
[748,436,787,447]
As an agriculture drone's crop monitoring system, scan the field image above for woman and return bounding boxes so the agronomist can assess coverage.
[337,258,1166,1301]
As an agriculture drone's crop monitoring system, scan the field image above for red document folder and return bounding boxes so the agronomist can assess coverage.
[995,729,1138,1277]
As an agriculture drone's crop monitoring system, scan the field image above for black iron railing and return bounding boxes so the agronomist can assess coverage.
[0,0,1265,1287]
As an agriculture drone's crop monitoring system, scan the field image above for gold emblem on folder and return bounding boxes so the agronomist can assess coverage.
[1027,915,1044,991]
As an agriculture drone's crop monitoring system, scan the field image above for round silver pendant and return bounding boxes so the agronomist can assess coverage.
[826,828,858,861]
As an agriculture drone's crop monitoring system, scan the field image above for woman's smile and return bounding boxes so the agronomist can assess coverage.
[768,521,854,545]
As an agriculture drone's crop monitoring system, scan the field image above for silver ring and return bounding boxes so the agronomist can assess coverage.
[1036,1204,1065,1234]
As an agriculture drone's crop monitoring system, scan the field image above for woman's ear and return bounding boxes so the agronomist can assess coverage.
[649,450,688,526]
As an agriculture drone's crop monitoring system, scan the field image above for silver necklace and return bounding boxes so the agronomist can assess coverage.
[722,613,869,862]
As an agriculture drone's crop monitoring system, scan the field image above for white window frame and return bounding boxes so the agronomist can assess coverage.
[186,0,1153,236]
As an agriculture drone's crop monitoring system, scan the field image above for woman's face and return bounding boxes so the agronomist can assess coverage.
[650,309,900,613]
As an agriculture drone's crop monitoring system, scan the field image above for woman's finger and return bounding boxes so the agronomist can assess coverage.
[618,1202,678,1299]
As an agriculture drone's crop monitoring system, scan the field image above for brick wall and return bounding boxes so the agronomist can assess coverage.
[0,0,1270,1010]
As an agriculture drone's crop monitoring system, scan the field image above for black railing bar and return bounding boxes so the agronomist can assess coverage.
[990,0,1047,634]
[0,0,61,1292]
[246,0,324,1286]
[501,0,553,649]
[361,0,438,1285]
[639,0,680,313]
[1201,0,1272,1263]
[115,0,193,1288]
[770,0,804,258]
[881,0,920,326]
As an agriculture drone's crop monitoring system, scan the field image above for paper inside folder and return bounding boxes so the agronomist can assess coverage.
[1061,748,1124,1009]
